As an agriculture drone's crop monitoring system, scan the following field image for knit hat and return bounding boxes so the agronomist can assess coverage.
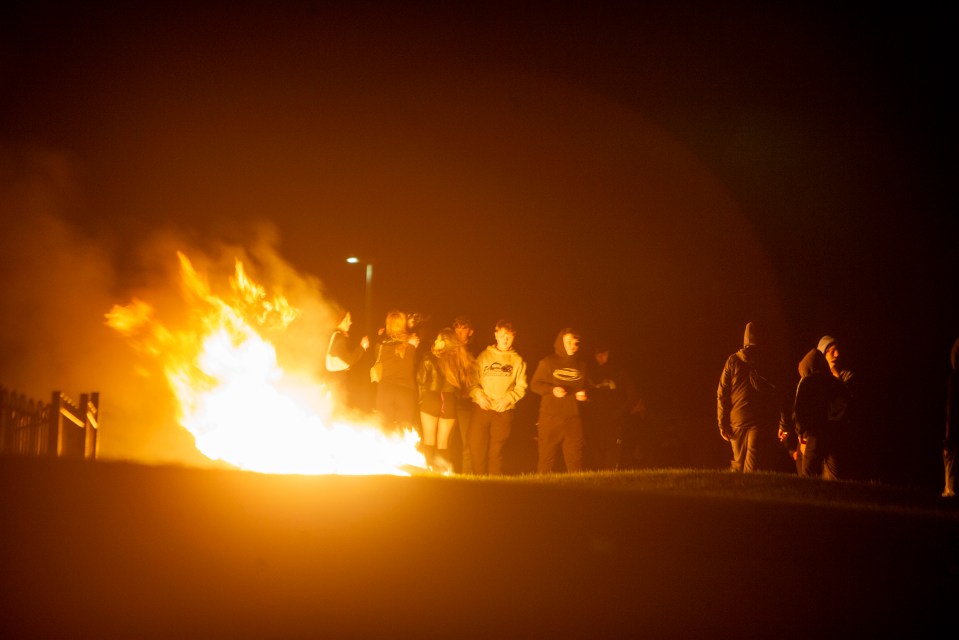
[817,335,836,354]
[743,322,758,348]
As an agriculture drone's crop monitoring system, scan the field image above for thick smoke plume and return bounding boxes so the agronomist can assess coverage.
[1,147,342,466]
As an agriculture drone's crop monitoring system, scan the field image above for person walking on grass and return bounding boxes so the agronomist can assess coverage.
[717,321,787,473]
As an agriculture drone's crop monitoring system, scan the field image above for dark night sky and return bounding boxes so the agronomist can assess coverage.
[1,2,953,485]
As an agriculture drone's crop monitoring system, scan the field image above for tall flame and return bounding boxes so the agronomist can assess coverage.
[106,251,424,475]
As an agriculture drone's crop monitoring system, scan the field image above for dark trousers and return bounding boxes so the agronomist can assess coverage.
[537,414,583,473]
[375,382,417,434]
[801,432,840,480]
[470,407,513,475]
[584,408,625,470]
[453,398,473,474]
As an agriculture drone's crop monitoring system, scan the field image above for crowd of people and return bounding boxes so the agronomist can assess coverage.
[324,309,646,475]
[327,311,958,496]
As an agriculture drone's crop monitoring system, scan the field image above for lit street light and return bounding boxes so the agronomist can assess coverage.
[346,256,373,336]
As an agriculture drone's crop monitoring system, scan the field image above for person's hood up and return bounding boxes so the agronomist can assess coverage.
[952,337,959,371]
[798,348,827,378]
[554,328,581,357]
[743,322,758,348]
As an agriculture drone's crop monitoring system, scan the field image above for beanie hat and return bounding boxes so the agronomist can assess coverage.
[743,322,758,348]
[817,335,836,354]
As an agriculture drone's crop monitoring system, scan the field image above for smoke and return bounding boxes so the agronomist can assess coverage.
[0,146,343,466]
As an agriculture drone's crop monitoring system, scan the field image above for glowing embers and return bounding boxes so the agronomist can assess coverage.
[107,251,424,475]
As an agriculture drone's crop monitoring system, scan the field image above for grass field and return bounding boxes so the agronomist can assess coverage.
[2,457,956,639]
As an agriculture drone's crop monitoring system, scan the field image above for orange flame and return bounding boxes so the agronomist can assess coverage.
[107,252,424,475]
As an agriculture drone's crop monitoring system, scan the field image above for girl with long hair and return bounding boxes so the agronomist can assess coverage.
[416,327,475,472]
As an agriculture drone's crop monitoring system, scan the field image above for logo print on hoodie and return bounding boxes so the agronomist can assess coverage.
[484,362,514,376]
[554,368,582,383]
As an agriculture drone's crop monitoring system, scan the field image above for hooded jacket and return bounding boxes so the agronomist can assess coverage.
[717,323,784,431]
[792,348,849,438]
[531,329,587,419]
[470,344,528,410]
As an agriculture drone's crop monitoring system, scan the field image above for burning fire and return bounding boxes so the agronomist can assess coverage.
[106,251,424,475]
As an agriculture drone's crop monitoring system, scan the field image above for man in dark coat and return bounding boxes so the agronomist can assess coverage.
[717,322,787,473]
[792,347,850,480]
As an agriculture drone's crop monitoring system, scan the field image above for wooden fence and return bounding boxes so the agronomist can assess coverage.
[0,386,99,459]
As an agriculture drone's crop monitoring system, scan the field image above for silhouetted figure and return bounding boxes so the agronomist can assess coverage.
[943,337,959,497]
[532,328,588,473]
[468,320,528,476]
[583,343,644,470]
[452,315,476,473]
[717,322,787,473]
[792,348,850,480]
[373,310,420,435]
[324,310,370,411]
[816,334,861,474]
[416,327,474,473]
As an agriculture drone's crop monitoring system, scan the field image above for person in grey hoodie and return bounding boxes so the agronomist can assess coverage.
[468,320,528,475]
[717,322,787,473]
[531,328,588,473]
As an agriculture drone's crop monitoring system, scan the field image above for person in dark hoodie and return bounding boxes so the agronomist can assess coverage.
[717,322,787,473]
[531,328,588,473]
[942,337,959,497]
[584,342,644,470]
[792,347,850,480]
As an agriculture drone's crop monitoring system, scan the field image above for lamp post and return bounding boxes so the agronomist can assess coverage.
[346,256,373,336]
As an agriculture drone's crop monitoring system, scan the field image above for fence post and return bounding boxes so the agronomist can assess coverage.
[82,392,100,460]
[49,391,63,456]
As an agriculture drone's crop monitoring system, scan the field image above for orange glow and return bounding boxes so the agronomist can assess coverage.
[107,252,424,475]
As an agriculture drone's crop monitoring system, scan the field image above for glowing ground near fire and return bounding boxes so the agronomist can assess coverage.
[106,252,425,475]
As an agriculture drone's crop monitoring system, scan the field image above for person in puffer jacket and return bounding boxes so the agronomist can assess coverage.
[531,328,588,473]
[717,322,788,473]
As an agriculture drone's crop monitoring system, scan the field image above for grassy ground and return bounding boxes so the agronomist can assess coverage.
[1,457,956,639]
[506,468,959,516]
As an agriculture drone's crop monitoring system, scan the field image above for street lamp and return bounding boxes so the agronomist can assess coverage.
[346,256,373,336]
